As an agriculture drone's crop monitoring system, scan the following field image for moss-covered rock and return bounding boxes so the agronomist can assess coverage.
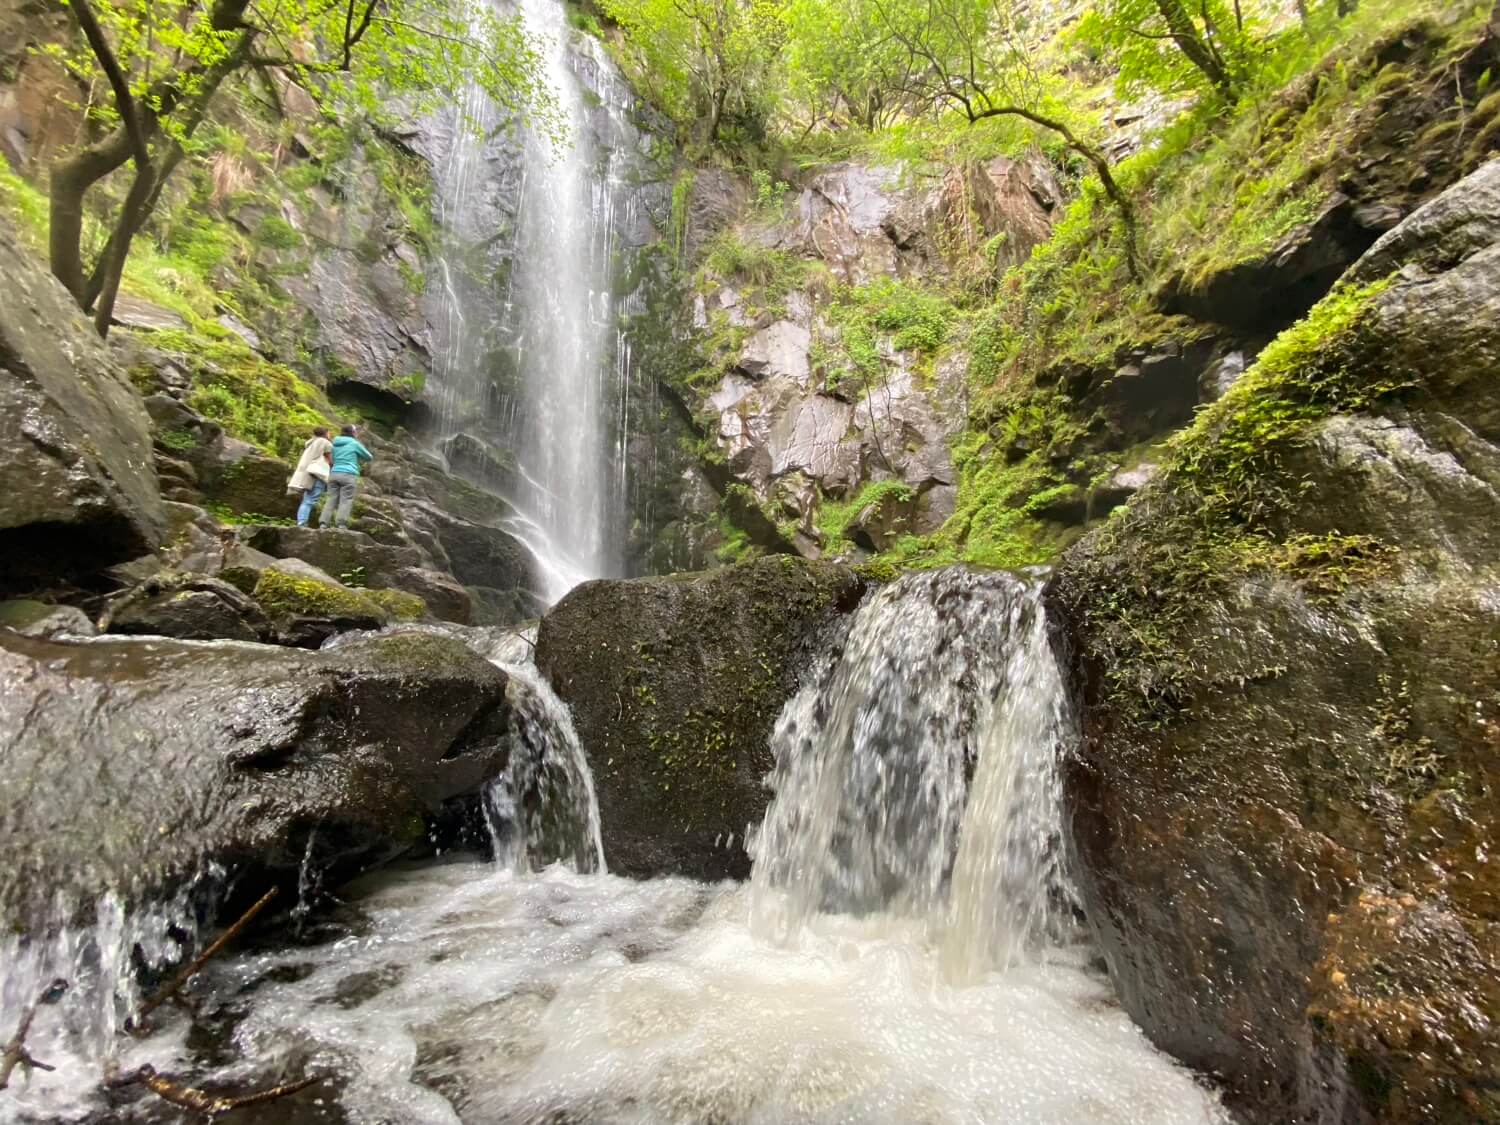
[535,556,865,879]
[1047,164,1500,1125]
[365,587,428,622]
[251,559,388,645]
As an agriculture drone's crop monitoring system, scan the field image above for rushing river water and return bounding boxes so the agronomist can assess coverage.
[2,572,1228,1123]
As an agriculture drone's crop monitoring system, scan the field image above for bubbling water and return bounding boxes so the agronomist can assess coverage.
[749,569,1075,979]
[0,578,1230,1123]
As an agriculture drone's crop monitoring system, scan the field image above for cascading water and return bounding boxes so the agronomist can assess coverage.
[469,626,607,874]
[428,0,650,603]
[44,569,1226,1124]
[749,569,1076,980]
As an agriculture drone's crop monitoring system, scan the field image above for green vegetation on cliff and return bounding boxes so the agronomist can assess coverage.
[628,0,1495,573]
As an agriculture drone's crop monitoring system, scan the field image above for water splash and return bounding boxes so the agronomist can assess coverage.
[749,568,1076,979]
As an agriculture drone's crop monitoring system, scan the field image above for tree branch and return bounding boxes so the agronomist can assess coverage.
[68,0,150,166]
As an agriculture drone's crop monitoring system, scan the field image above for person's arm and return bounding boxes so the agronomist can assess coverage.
[355,440,373,463]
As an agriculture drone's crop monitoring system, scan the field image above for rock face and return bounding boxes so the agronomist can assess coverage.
[535,557,865,879]
[0,630,511,931]
[682,156,1060,558]
[0,215,166,587]
[1048,166,1500,1124]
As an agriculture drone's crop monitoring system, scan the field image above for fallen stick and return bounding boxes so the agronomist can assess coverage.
[104,1063,320,1119]
[0,979,69,1091]
[130,887,278,1032]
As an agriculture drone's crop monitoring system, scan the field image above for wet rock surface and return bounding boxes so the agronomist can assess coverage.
[0,215,167,587]
[535,556,865,880]
[1048,165,1500,1124]
[0,629,511,933]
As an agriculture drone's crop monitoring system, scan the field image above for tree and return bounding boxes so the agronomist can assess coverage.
[862,0,1144,279]
[45,0,553,336]
[601,0,784,144]
[780,0,916,131]
[1076,0,1274,100]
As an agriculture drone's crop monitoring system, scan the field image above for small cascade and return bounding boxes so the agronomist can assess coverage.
[750,568,1076,978]
[468,626,607,874]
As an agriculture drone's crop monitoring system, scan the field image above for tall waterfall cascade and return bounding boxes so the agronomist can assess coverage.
[429,0,653,603]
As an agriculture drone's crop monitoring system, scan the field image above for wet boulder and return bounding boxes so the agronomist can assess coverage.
[242,525,425,588]
[0,599,95,640]
[535,556,865,880]
[195,438,296,521]
[0,630,511,933]
[104,574,272,643]
[250,557,389,647]
[1047,165,1500,1124]
[0,215,167,588]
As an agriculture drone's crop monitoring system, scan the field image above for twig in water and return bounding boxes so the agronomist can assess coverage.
[0,979,68,1091]
[130,887,279,1033]
[104,1063,320,1118]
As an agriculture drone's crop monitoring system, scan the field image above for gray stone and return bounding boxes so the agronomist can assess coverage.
[0,215,167,586]
[106,574,272,643]
[110,294,188,331]
[0,630,511,932]
[736,320,811,384]
[386,565,474,625]
[0,599,95,639]
[1350,159,1500,283]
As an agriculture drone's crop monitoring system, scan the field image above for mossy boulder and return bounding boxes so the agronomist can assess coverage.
[251,559,387,646]
[365,587,428,622]
[0,629,511,934]
[0,215,167,589]
[1047,166,1500,1124]
[535,556,865,880]
[242,524,424,587]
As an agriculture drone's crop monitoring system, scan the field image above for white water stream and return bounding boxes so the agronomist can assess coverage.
[2,576,1227,1123]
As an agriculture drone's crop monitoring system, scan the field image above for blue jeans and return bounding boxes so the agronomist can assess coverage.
[296,477,326,526]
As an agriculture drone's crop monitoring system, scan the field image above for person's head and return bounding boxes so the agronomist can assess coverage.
[313,426,328,438]
[341,424,357,437]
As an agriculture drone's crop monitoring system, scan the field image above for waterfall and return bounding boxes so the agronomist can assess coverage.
[468,626,607,874]
[750,568,1076,979]
[428,0,648,604]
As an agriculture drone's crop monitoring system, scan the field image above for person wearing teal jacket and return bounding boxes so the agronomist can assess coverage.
[321,424,373,529]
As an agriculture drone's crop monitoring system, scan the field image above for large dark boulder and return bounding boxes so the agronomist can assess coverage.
[0,630,511,933]
[0,215,166,587]
[1047,165,1500,1124]
[535,556,865,880]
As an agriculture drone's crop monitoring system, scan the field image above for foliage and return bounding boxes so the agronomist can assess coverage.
[816,479,913,546]
[149,329,338,460]
[601,0,785,143]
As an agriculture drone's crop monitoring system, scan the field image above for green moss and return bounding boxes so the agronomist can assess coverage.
[159,429,198,453]
[366,588,429,622]
[252,215,303,251]
[149,329,338,460]
[1168,278,1396,524]
[816,479,914,547]
[252,569,386,620]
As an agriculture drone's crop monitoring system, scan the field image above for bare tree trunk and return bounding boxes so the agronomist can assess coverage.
[1154,0,1234,94]
[48,129,136,302]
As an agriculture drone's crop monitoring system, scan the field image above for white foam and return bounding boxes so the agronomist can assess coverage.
[202,861,1228,1124]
